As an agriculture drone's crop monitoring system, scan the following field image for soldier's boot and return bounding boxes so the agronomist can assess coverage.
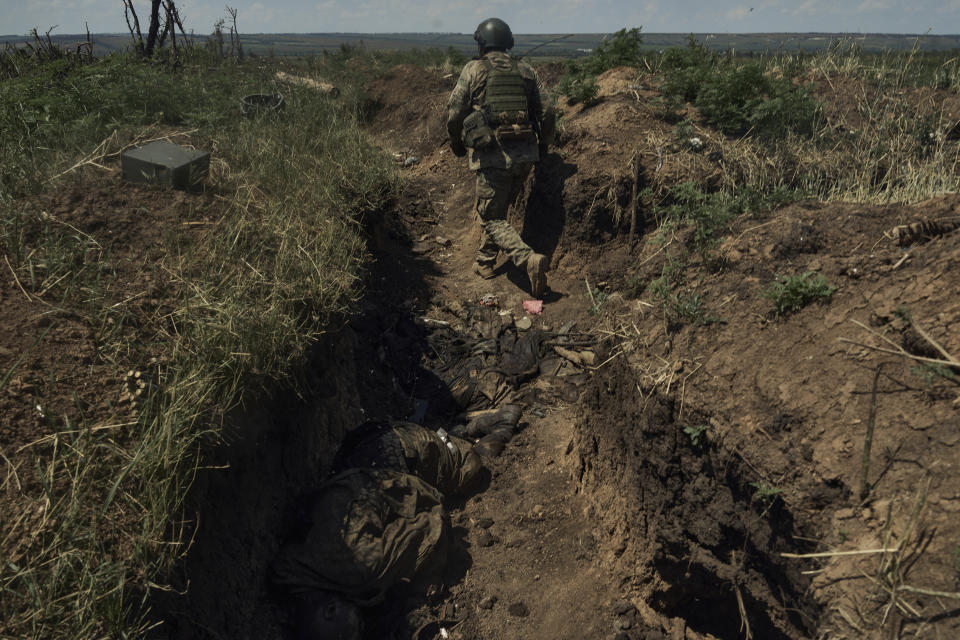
[474,260,497,280]
[525,253,549,298]
[465,404,522,438]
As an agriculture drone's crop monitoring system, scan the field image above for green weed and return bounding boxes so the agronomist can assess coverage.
[683,424,707,447]
[750,481,784,515]
[588,289,610,315]
[911,362,959,386]
[763,272,836,315]
[556,73,599,106]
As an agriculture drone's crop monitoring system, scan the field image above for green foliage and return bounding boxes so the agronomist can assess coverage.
[588,288,610,315]
[647,268,714,326]
[658,37,820,139]
[556,72,599,105]
[556,27,643,106]
[580,27,644,75]
[658,36,719,102]
[0,48,398,640]
[698,64,820,138]
[683,424,707,447]
[750,481,784,505]
[763,272,837,315]
[911,362,959,386]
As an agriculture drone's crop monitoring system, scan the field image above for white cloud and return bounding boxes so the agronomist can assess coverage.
[858,0,889,10]
[791,0,821,16]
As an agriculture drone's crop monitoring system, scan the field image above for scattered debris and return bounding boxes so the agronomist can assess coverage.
[522,300,543,315]
[886,218,960,245]
[420,317,451,329]
[274,71,339,96]
[480,294,499,307]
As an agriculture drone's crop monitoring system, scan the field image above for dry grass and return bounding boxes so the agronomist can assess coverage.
[0,50,398,639]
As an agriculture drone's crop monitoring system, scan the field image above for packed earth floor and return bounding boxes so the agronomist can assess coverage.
[3,62,960,640]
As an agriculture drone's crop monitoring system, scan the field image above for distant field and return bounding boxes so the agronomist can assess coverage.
[2,31,959,57]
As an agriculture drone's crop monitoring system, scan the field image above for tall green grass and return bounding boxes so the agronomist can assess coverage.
[649,38,960,204]
[0,46,397,639]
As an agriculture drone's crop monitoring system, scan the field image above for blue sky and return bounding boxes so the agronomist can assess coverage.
[2,0,959,36]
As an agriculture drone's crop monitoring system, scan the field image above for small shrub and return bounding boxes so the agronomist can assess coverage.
[648,276,712,325]
[658,38,718,103]
[694,63,820,138]
[764,272,836,315]
[912,362,959,387]
[674,119,694,142]
[588,288,610,315]
[580,27,644,75]
[556,72,599,105]
[557,26,643,106]
[658,37,820,140]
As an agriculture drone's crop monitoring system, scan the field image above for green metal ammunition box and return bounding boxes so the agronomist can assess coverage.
[121,140,210,190]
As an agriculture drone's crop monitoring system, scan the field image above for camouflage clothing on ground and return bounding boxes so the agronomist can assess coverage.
[271,468,447,606]
[332,421,483,497]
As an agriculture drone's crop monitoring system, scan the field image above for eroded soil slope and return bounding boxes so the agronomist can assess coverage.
[369,62,960,639]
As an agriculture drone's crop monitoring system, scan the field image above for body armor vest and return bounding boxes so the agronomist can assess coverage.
[482,57,529,127]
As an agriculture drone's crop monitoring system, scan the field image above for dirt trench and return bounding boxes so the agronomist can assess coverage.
[151,63,960,640]
[150,193,819,640]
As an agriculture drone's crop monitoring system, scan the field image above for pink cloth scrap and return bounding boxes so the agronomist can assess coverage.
[522,300,543,315]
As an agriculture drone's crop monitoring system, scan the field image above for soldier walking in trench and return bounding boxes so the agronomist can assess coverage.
[447,17,556,298]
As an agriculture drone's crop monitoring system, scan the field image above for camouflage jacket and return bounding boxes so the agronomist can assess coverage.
[447,51,556,170]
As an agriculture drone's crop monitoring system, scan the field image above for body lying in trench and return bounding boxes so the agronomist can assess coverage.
[271,414,521,640]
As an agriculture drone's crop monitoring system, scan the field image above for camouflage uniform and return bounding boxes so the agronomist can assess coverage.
[447,51,555,271]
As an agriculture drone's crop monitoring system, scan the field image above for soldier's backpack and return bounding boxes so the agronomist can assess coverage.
[475,57,536,145]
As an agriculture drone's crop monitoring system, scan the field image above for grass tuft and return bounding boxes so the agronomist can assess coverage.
[764,272,837,316]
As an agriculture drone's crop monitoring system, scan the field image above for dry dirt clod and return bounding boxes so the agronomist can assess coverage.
[475,530,495,548]
[478,595,497,610]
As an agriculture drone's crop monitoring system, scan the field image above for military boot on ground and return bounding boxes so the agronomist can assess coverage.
[525,253,549,298]
[474,261,497,280]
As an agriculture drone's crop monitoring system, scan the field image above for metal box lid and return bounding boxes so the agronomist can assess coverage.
[121,140,210,190]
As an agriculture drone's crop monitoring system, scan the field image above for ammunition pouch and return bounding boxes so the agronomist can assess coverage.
[495,123,536,144]
[462,110,494,150]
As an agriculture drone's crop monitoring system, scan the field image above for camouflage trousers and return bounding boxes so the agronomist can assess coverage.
[474,164,535,268]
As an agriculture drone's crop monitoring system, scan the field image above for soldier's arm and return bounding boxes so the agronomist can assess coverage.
[446,64,476,152]
[522,65,556,148]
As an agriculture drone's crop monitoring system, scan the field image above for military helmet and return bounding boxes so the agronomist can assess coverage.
[474,17,514,52]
